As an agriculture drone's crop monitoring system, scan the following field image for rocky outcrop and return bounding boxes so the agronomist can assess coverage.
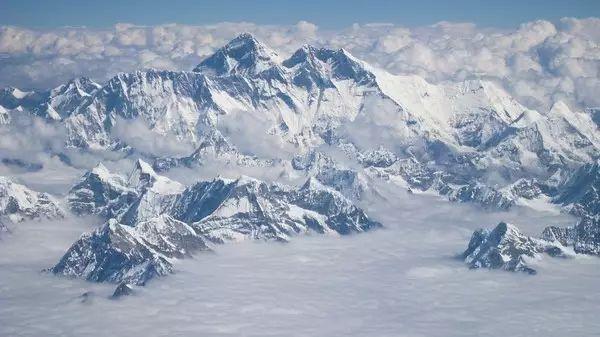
[172,176,381,243]
[292,151,368,200]
[111,282,134,298]
[51,215,209,285]
[463,217,600,274]
[554,160,600,218]
[462,222,549,274]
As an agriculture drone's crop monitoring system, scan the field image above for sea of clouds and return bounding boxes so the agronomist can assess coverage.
[1,181,598,337]
[1,18,599,113]
[1,18,599,336]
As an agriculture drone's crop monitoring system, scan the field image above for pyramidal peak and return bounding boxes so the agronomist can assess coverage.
[225,33,267,52]
[128,159,184,194]
[191,33,373,84]
[193,33,281,76]
[56,77,101,95]
[282,44,321,68]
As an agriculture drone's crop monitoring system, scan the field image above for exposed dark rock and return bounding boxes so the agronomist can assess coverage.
[462,222,541,274]
[111,282,134,298]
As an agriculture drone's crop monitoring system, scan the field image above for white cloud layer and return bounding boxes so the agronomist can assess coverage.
[0,18,598,111]
[1,181,594,337]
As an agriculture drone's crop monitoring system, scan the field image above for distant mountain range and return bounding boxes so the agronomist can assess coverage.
[1,33,598,293]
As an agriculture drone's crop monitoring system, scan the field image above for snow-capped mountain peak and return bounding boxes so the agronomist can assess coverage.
[0,176,64,227]
[52,77,101,98]
[282,44,376,87]
[1,35,598,215]
[128,159,184,195]
[53,163,382,287]
[193,33,281,76]
[282,44,320,68]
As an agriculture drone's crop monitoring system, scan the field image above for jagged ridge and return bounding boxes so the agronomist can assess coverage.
[52,161,381,287]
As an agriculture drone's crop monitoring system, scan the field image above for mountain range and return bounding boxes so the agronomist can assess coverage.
[2,34,597,207]
[1,33,599,291]
[51,159,380,291]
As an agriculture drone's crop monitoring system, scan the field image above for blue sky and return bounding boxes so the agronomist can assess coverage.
[1,0,599,29]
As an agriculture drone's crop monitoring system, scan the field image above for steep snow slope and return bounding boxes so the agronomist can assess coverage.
[0,176,63,230]
[50,215,209,285]
[53,160,381,289]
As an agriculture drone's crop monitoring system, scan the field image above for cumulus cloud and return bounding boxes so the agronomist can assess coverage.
[0,18,598,112]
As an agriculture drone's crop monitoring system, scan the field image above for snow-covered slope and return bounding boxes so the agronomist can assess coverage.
[68,160,381,242]
[68,163,137,218]
[541,215,600,256]
[462,222,568,274]
[3,34,594,169]
[1,34,596,212]
[51,215,209,285]
[0,78,100,121]
[53,160,381,289]
[153,129,275,171]
[0,176,63,229]
[292,150,370,200]
[68,160,184,224]
[553,159,600,217]
[461,155,600,273]
[174,175,379,243]
[193,33,282,76]
[463,216,600,274]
